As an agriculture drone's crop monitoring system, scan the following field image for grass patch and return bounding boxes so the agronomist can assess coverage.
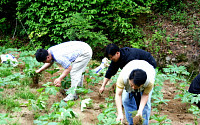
[15,88,38,100]
[0,98,20,111]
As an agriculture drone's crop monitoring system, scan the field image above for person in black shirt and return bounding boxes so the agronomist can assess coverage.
[188,74,200,108]
[99,43,157,94]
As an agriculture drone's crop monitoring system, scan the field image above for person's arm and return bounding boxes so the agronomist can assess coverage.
[105,62,119,79]
[137,93,149,116]
[115,87,124,124]
[35,62,54,73]
[54,65,72,87]
[99,78,110,94]
[99,62,119,94]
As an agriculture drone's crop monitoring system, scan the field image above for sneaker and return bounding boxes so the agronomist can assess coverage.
[63,93,78,101]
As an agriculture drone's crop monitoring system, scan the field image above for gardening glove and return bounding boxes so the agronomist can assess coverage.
[54,78,62,87]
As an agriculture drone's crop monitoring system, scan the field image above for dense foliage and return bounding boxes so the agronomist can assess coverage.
[0,0,182,58]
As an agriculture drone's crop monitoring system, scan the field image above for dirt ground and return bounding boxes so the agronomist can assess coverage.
[4,65,199,125]
[70,79,199,125]
[39,66,199,125]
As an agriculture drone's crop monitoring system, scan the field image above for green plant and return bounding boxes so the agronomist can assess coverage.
[15,87,38,100]
[162,64,190,83]
[83,66,105,87]
[146,31,164,54]
[188,105,200,125]
[150,114,171,125]
[14,0,182,57]
[194,28,200,45]
[65,87,93,99]
[0,98,21,111]
[42,82,60,95]
[0,64,13,77]
[99,104,105,109]
[34,100,77,125]
[19,52,42,84]
[0,113,14,124]
[170,10,189,25]
[46,68,60,76]
[61,75,71,89]
[76,88,93,95]
[0,71,25,89]
[26,82,60,112]
[151,69,171,124]
[152,69,165,102]
[97,107,120,125]
[97,96,120,125]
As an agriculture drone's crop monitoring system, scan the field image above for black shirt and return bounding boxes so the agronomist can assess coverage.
[105,47,157,79]
[189,74,200,94]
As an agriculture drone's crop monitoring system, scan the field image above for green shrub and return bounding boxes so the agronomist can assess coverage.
[15,0,181,57]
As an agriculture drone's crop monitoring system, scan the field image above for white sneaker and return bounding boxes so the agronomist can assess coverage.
[63,93,78,101]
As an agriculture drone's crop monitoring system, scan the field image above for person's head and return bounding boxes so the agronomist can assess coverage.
[35,49,51,63]
[129,69,147,89]
[105,44,120,62]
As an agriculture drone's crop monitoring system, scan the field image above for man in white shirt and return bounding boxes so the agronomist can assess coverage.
[35,41,92,101]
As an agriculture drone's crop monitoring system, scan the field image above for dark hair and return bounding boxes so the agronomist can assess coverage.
[35,48,48,62]
[129,69,147,87]
[105,44,120,58]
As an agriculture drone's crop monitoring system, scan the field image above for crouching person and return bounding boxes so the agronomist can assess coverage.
[115,60,156,125]
[188,74,200,108]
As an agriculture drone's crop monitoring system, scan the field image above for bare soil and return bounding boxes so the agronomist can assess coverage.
[30,67,200,124]
[1,64,200,125]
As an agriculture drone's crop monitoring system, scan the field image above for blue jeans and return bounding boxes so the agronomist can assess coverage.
[122,89,153,125]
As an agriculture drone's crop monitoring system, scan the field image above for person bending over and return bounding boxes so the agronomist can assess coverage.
[99,43,156,94]
[35,41,92,101]
[115,60,155,125]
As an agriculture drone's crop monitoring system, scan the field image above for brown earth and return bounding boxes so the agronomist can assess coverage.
[1,61,200,125]
[15,65,200,125]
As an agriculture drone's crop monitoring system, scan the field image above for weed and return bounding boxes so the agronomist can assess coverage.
[97,95,120,125]
[99,104,105,109]
[150,114,171,125]
[0,64,13,77]
[151,69,171,124]
[0,98,20,111]
[15,87,38,100]
[188,105,200,125]
[0,113,14,124]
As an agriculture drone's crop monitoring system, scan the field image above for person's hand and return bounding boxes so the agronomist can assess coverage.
[99,86,105,94]
[54,78,62,87]
[116,114,124,124]
[136,110,142,117]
